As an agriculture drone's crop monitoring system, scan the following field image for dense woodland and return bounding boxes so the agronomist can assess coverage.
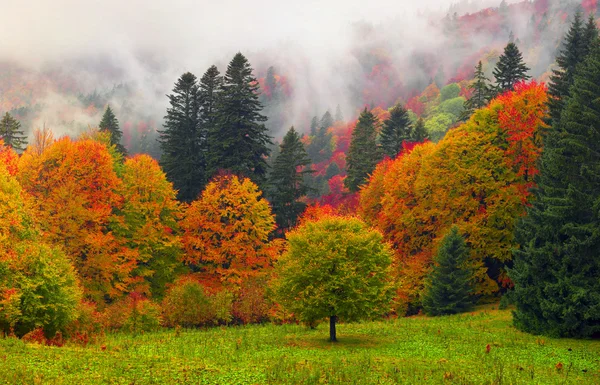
[1,0,600,344]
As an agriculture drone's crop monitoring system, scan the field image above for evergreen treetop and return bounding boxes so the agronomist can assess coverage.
[99,105,126,156]
[345,108,382,192]
[0,112,27,152]
[493,42,531,95]
[461,61,491,121]
[380,103,412,158]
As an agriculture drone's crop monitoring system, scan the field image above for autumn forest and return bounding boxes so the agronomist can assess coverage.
[1,0,600,383]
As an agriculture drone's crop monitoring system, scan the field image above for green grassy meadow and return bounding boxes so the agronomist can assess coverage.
[1,306,598,384]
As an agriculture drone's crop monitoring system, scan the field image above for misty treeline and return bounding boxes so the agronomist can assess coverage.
[1,0,600,342]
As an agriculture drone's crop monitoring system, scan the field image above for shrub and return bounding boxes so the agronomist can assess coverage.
[232,278,270,324]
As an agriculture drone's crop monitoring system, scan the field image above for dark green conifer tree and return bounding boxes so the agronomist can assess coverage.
[422,226,473,316]
[380,103,411,158]
[0,112,27,152]
[548,11,587,126]
[345,108,381,192]
[207,53,272,187]
[99,105,127,156]
[510,43,600,338]
[412,117,429,142]
[198,65,222,179]
[493,42,531,95]
[325,162,341,180]
[269,127,313,233]
[307,111,334,164]
[460,61,491,121]
[320,110,334,131]
[310,116,319,136]
[158,72,203,202]
[266,66,277,97]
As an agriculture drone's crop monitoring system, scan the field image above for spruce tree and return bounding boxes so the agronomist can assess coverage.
[266,66,277,97]
[99,105,127,155]
[412,117,429,142]
[307,112,334,164]
[207,53,272,187]
[460,61,491,121]
[493,42,531,95]
[0,112,27,152]
[158,72,203,202]
[198,65,222,174]
[345,108,381,192]
[422,226,473,316]
[548,11,587,126]
[320,110,334,131]
[380,103,411,158]
[310,116,319,136]
[269,127,313,233]
[509,43,600,338]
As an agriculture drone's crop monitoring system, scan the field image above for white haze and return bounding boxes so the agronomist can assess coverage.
[0,0,545,140]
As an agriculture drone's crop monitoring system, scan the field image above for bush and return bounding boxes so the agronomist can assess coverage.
[161,279,233,328]
[123,293,162,333]
[232,278,270,324]
[440,83,461,101]
[65,301,104,345]
[0,242,81,338]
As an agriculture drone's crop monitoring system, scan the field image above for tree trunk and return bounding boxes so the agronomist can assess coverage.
[329,315,337,342]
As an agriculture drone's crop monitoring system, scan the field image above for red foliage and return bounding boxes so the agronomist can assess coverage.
[0,141,18,176]
[406,96,425,116]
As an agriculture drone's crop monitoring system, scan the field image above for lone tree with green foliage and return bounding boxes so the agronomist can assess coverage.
[548,11,598,126]
[461,61,491,121]
[422,226,474,316]
[509,43,600,338]
[380,103,412,158]
[345,108,381,192]
[207,53,272,188]
[0,112,27,152]
[99,105,127,156]
[493,42,530,95]
[272,216,394,342]
[158,72,204,202]
[268,126,313,233]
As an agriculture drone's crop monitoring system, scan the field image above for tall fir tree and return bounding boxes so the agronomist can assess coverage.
[412,117,429,142]
[207,53,272,187]
[547,11,589,126]
[509,43,600,338]
[198,65,222,178]
[310,116,319,136]
[422,226,473,316]
[269,127,313,233]
[345,108,382,192]
[460,61,491,121]
[379,103,412,158]
[493,42,531,95]
[0,112,27,152]
[99,105,127,156]
[320,110,334,131]
[158,72,204,202]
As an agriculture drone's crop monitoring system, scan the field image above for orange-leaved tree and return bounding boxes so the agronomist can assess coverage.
[180,174,281,288]
[17,136,137,303]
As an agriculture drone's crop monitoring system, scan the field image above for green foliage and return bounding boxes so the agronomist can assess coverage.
[345,108,382,192]
[99,105,126,156]
[424,113,455,142]
[439,96,465,118]
[440,83,460,101]
[269,127,313,233]
[307,111,334,164]
[158,72,204,202]
[123,296,162,334]
[0,112,27,152]
[510,43,600,338]
[380,103,412,158]
[161,280,233,328]
[272,216,394,341]
[422,226,474,316]
[207,53,272,188]
[412,117,429,142]
[0,243,81,338]
[493,42,531,95]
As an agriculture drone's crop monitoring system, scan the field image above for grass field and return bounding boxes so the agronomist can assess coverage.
[1,306,598,384]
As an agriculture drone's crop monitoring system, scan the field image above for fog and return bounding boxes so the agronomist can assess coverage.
[0,0,567,143]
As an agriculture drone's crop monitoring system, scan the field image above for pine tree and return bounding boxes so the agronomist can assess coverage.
[269,127,313,233]
[266,66,277,97]
[198,65,222,176]
[310,116,319,136]
[548,11,587,126]
[461,61,491,121]
[0,112,27,152]
[207,53,272,187]
[158,72,204,202]
[335,105,344,122]
[412,117,429,142]
[320,110,334,131]
[493,42,531,95]
[583,13,599,48]
[345,108,382,192]
[99,105,127,155]
[509,43,600,338]
[380,103,412,158]
[422,226,473,316]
